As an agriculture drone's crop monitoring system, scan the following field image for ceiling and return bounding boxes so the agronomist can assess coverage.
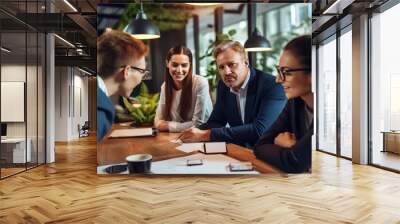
[5,0,389,72]
[311,0,390,43]
[98,2,292,41]
[0,0,98,72]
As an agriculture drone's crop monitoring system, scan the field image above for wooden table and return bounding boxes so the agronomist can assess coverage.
[381,131,400,154]
[98,124,279,174]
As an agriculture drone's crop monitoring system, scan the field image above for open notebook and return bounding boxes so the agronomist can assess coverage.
[109,128,155,138]
[176,142,227,154]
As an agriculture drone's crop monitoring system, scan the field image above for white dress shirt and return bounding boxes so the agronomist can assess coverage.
[230,70,251,123]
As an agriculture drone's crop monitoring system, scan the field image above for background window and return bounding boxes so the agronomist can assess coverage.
[198,30,215,78]
[223,20,247,45]
[266,10,279,36]
[258,4,311,75]
[280,6,292,33]
[371,3,400,171]
[317,37,337,155]
[339,28,352,158]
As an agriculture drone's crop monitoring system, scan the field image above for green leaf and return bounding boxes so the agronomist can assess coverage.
[151,92,160,102]
[119,83,160,125]
[139,82,149,97]
[123,97,134,113]
[227,29,236,36]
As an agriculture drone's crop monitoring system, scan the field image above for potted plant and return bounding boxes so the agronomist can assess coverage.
[116,83,160,127]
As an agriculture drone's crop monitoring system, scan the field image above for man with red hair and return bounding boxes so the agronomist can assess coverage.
[97,30,149,142]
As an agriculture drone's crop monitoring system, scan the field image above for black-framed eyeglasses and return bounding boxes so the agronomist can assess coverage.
[275,66,310,81]
[121,65,151,80]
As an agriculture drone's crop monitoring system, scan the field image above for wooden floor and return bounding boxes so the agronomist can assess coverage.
[1,167,26,177]
[1,163,45,178]
[1,136,400,223]
[372,151,400,171]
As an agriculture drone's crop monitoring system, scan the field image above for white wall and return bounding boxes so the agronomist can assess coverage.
[54,66,69,141]
[54,66,89,141]
[71,71,89,138]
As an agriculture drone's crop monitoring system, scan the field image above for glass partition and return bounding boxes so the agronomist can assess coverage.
[0,1,46,179]
[27,31,38,169]
[38,32,45,165]
[1,30,28,178]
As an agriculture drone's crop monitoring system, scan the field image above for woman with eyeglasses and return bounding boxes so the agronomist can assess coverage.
[253,35,313,173]
[154,46,213,132]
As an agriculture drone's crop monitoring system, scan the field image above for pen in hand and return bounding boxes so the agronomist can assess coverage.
[175,133,184,142]
[175,128,192,143]
[175,133,183,141]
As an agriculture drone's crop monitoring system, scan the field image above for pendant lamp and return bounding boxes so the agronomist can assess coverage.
[124,3,160,40]
[244,28,272,52]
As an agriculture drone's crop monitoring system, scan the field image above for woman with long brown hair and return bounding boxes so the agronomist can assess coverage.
[154,46,212,132]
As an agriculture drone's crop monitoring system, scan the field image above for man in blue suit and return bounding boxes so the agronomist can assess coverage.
[97,29,149,142]
[180,40,286,148]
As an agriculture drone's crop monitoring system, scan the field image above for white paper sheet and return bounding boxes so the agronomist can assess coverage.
[175,143,204,153]
[109,128,153,138]
[175,142,227,154]
[151,153,259,174]
[204,142,226,153]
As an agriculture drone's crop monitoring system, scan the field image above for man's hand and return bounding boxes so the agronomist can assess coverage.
[180,127,211,142]
[155,120,169,132]
[274,132,297,148]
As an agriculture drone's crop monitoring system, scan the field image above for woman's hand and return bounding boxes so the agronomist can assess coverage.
[155,120,169,132]
[274,132,297,148]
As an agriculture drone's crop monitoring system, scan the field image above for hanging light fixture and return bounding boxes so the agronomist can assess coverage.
[1,47,11,53]
[77,67,93,76]
[123,2,160,40]
[244,28,272,52]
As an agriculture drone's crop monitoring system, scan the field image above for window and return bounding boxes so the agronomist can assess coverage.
[317,36,337,155]
[198,30,215,77]
[223,20,248,45]
[370,2,400,171]
[186,17,196,73]
[280,6,292,33]
[339,28,352,158]
[266,10,279,36]
[258,4,311,74]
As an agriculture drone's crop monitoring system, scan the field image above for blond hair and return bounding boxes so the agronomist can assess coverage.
[213,40,247,59]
